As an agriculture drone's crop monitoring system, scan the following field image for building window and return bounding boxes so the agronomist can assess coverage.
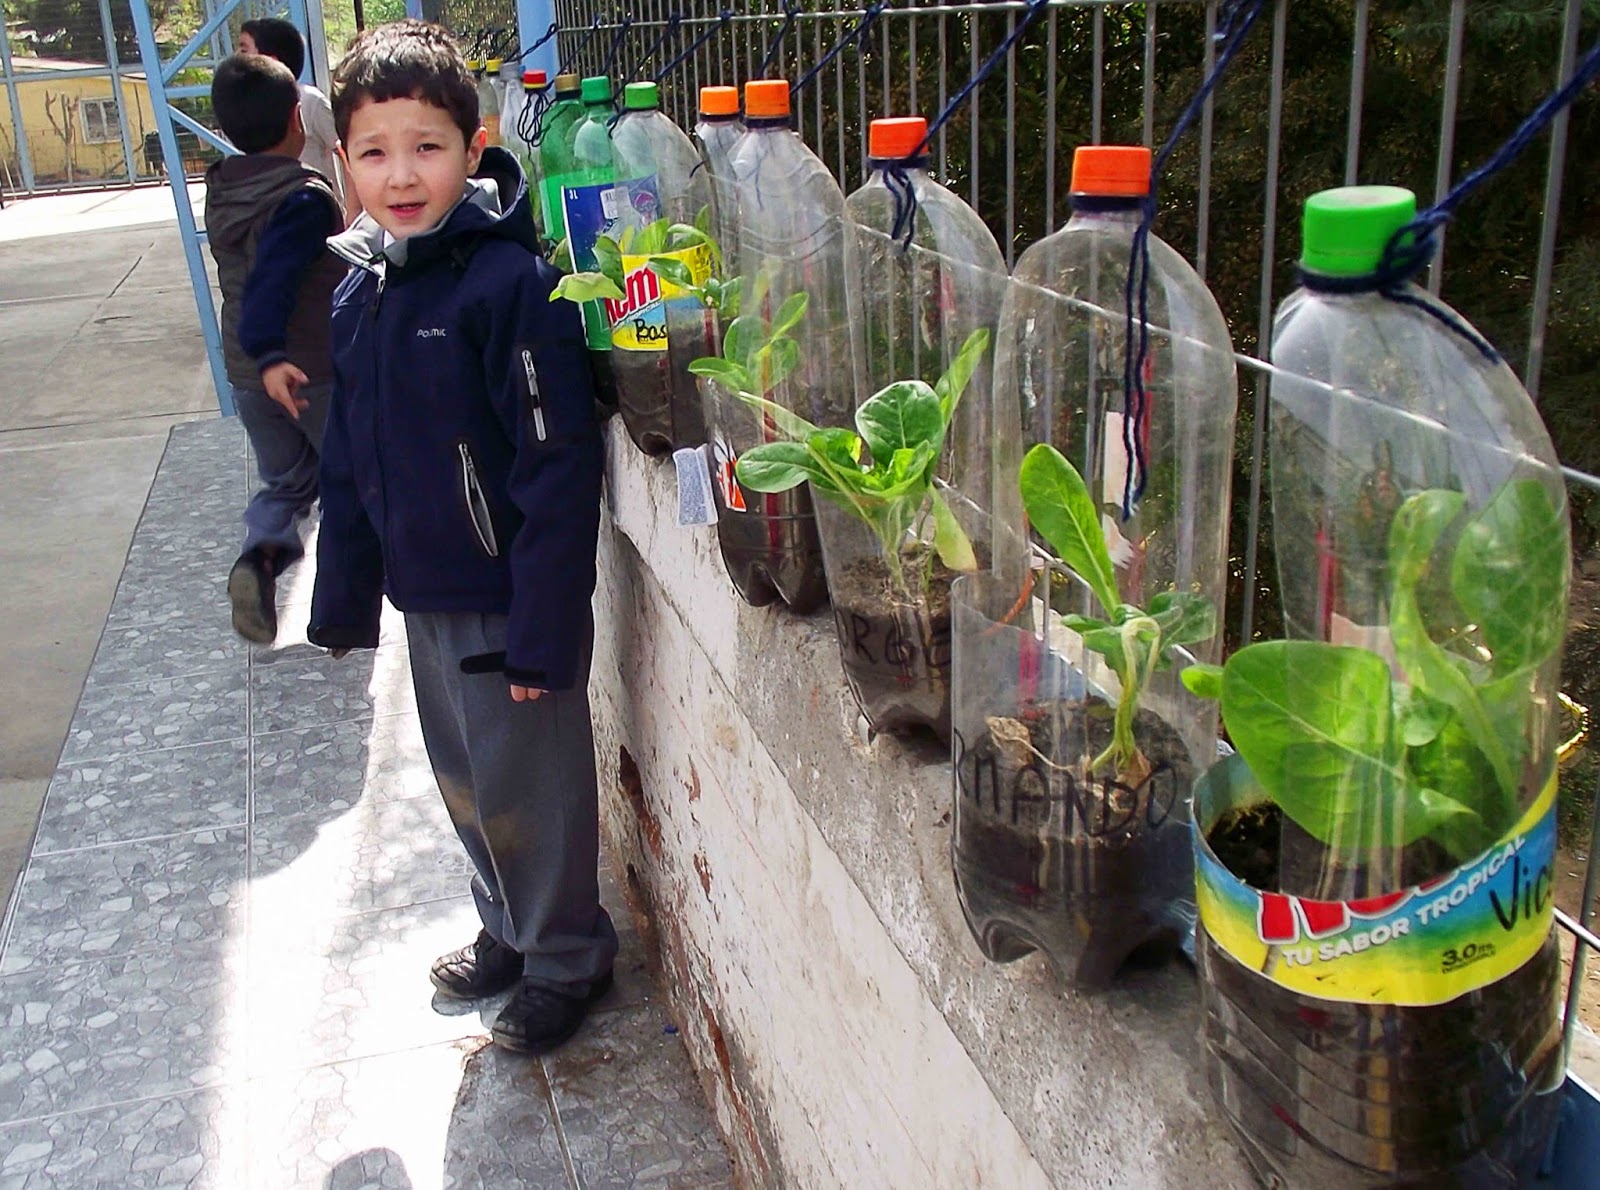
[80,97,120,145]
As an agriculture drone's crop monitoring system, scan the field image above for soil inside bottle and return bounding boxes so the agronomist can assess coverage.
[953,701,1195,988]
[1200,805,1564,1188]
[713,483,829,614]
[613,326,711,457]
[828,552,955,742]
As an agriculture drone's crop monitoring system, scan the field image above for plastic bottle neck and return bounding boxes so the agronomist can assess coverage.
[699,112,741,125]
[744,116,792,131]
[1067,194,1146,218]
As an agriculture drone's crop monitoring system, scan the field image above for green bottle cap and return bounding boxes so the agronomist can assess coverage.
[624,81,659,111]
[580,75,612,105]
[1300,185,1418,277]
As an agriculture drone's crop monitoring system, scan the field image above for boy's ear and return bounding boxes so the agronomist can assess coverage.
[465,125,488,173]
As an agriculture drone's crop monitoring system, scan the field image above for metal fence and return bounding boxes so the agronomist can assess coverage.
[544,0,1600,1096]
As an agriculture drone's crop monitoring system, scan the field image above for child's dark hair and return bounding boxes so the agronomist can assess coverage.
[239,17,306,80]
[331,21,478,147]
[212,54,301,154]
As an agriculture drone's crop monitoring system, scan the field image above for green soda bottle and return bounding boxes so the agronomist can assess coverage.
[546,75,619,356]
[537,73,583,241]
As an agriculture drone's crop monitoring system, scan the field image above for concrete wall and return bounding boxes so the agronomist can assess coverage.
[589,426,1253,1189]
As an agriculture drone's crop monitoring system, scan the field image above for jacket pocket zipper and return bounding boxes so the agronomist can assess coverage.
[458,442,500,558]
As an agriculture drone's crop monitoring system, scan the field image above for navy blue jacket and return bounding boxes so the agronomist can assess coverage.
[309,149,602,691]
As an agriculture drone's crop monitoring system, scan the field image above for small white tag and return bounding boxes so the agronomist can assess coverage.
[600,186,623,221]
[674,446,718,527]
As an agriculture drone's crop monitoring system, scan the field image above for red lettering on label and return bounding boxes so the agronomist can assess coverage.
[1255,887,1419,946]
[603,265,662,326]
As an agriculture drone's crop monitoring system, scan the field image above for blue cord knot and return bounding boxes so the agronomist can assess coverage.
[868,156,929,251]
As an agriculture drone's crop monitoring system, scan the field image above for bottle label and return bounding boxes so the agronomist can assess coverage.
[674,445,718,526]
[712,436,747,513]
[1195,775,1556,1006]
[607,244,715,351]
[559,174,656,352]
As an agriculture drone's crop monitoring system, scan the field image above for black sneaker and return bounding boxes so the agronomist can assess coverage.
[227,548,277,644]
[491,971,614,1054]
[429,929,523,1000]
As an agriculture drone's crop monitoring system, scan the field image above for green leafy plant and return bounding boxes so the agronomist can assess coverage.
[1019,443,1218,781]
[704,329,990,601]
[1183,478,1568,864]
[549,213,722,307]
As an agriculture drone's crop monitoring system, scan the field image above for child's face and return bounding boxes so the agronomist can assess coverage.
[341,96,485,241]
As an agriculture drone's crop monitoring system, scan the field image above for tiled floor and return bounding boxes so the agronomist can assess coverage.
[0,420,732,1190]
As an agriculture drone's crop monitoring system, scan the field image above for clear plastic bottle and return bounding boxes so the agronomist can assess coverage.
[1196,184,1567,1189]
[825,115,1007,740]
[606,81,718,455]
[710,78,861,614]
[478,58,503,146]
[537,73,583,242]
[508,70,548,232]
[692,85,744,255]
[954,145,1238,988]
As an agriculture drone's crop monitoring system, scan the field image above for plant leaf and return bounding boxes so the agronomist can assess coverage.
[721,316,758,369]
[931,489,978,573]
[1451,478,1568,677]
[856,380,942,462]
[1181,663,1224,699]
[1146,590,1217,652]
[736,442,831,493]
[592,235,624,288]
[1019,443,1121,617]
[1220,640,1448,852]
[687,356,751,394]
[551,271,625,304]
[769,291,809,340]
[646,255,695,291]
[733,390,820,441]
[760,336,802,391]
[934,328,991,423]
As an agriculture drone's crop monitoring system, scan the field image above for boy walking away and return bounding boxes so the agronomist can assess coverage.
[205,54,347,643]
[238,17,351,216]
[311,21,618,1054]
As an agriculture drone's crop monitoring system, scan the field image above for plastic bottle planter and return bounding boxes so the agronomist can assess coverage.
[802,116,1006,740]
[952,146,1238,988]
[583,81,721,456]
[701,79,861,615]
[1181,186,1570,1187]
[732,330,991,743]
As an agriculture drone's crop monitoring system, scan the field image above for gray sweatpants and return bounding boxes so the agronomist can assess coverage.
[234,382,331,561]
[406,610,618,995]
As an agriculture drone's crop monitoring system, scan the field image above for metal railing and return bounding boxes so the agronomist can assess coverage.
[544,0,1600,1110]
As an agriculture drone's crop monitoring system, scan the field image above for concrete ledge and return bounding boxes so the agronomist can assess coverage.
[590,425,1252,1188]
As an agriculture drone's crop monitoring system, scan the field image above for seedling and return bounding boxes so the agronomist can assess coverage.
[1019,443,1218,782]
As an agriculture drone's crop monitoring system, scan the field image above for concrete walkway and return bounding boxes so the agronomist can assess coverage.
[0,184,218,914]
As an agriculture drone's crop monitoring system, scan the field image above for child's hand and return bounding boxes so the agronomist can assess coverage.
[262,361,311,420]
[510,685,545,702]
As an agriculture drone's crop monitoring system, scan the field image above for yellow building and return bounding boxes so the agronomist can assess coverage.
[3,57,168,187]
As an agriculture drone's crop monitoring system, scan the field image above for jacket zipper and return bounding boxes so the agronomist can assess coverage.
[370,268,398,585]
[521,348,548,442]
[458,442,501,558]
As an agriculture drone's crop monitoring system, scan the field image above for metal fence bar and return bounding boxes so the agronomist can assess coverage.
[1427,0,1467,295]
[1141,1,1155,148]
[95,0,138,184]
[1195,0,1215,279]
[1525,0,1582,401]
[1043,5,1057,235]
[1343,0,1368,186]
[1091,3,1103,144]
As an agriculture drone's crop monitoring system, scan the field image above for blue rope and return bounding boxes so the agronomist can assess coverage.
[1121,0,1266,520]
[1352,28,1600,362]
[556,17,603,78]
[600,17,633,83]
[508,22,558,65]
[868,155,929,251]
[656,11,734,84]
[633,14,683,79]
[760,2,802,79]
[915,0,1052,154]
[791,2,886,96]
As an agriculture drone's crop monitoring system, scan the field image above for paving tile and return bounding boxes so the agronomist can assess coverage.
[255,602,408,665]
[251,715,434,821]
[0,1087,241,1189]
[89,619,245,689]
[2,828,246,976]
[0,948,246,1123]
[545,1001,732,1190]
[249,795,475,932]
[245,1039,570,1190]
[245,897,491,1077]
[248,649,415,736]
[59,671,247,764]
[33,739,248,855]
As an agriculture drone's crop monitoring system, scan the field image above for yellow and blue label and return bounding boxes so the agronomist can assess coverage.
[606,244,715,351]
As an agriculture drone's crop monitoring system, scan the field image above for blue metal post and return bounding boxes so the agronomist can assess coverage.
[515,0,559,78]
[94,0,139,184]
[404,0,424,21]
[0,0,37,192]
[128,0,258,415]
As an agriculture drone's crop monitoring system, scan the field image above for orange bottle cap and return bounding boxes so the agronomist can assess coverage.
[869,116,928,160]
[700,85,740,117]
[744,79,790,119]
[1069,145,1152,198]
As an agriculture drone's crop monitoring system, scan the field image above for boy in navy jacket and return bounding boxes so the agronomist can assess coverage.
[205,54,347,643]
[310,21,617,1054]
